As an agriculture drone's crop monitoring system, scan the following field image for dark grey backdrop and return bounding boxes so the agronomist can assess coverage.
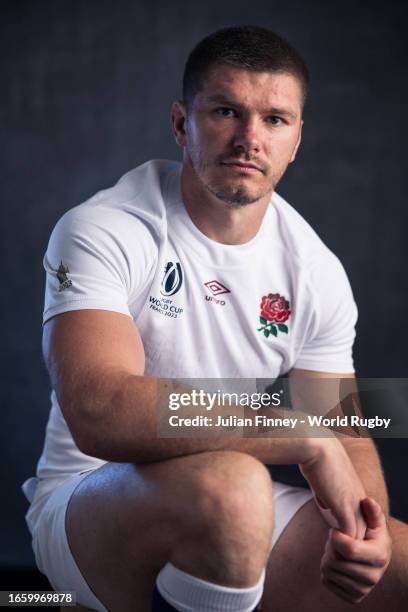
[1,0,407,572]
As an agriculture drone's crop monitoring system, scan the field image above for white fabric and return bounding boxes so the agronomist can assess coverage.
[27,473,311,611]
[29,472,108,612]
[22,159,357,502]
[23,159,340,607]
[156,562,265,612]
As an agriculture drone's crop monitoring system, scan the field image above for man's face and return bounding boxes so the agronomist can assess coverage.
[177,66,303,206]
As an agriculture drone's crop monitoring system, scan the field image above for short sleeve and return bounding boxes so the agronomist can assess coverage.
[294,253,358,373]
[42,205,154,325]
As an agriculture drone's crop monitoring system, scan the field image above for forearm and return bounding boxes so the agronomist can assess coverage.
[63,370,318,466]
[288,369,389,518]
[341,438,389,517]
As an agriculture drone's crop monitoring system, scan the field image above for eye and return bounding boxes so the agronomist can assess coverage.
[266,116,283,125]
[214,107,237,117]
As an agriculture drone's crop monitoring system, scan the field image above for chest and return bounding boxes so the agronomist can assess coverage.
[134,237,313,378]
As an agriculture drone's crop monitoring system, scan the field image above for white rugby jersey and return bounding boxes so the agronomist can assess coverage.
[23,159,358,511]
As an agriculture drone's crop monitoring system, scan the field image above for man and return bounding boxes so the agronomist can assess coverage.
[22,26,407,611]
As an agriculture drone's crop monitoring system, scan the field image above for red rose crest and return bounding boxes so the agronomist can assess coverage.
[258,293,291,338]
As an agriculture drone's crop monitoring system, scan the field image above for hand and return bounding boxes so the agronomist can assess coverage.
[320,497,391,604]
[300,437,367,539]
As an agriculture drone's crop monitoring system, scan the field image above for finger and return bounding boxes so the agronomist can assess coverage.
[321,575,366,605]
[324,568,371,601]
[331,529,362,560]
[326,559,379,587]
[356,506,367,540]
[330,529,386,567]
[361,497,386,536]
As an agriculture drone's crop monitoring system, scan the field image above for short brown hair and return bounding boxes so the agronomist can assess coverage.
[183,25,309,109]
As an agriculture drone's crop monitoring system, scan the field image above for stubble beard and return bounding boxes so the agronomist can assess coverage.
[208,182,267,206]
[187,148,284,207]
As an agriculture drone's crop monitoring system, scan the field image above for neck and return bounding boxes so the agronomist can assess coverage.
[180,161,272,245]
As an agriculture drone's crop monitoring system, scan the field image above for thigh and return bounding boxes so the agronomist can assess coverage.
[262,499,331,612]
[270,481,313,548]
[262,500,408,612]
[34,459,204,612]
[64,458,208,611]
[32,472,109,612]
[45,451,273,612]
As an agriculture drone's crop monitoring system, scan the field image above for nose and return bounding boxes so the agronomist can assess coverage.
[232,116,261,155]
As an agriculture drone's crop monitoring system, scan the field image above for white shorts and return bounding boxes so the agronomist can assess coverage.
[26,471,313,612]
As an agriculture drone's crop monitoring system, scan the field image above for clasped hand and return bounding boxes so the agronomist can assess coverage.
[320,497,391,604]
[300,438,392,604]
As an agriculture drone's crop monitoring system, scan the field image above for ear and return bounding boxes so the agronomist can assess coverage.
[289,119,303,163]
[171,101,188,147]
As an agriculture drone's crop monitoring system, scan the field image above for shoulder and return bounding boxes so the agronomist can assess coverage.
[57,160,180,235]
[272,195,358,372]
[51,159,181,253]
[271,189,357,334]
[271,191,334,263]
[271,190,350,287]
[45,160,182,298]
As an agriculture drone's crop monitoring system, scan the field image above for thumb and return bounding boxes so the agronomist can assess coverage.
[330,528,355,558]
[361,497,385,536]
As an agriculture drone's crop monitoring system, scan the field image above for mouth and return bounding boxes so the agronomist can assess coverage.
[220,160,264,174]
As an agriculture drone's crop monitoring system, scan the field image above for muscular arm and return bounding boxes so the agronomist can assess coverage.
[43,309,317,466]
[44,309,371,537]
[288,371,392,603]
[289,368,389,517]
[341,438,389,517]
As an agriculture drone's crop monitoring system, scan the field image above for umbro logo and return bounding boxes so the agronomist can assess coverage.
[204,280,231,296]
[204,280,230,306]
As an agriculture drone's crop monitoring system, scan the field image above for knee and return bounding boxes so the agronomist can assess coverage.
[185,451,274,561]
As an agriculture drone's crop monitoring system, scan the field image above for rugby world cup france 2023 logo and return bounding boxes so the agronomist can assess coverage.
[160,262,183,296]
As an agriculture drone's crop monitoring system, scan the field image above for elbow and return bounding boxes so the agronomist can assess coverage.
[59,397,109,460]
[58,385,154,463]
[67,416,149,463]
[68,424,118,462]
[66,416,102,459]
[73,428,100,458]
